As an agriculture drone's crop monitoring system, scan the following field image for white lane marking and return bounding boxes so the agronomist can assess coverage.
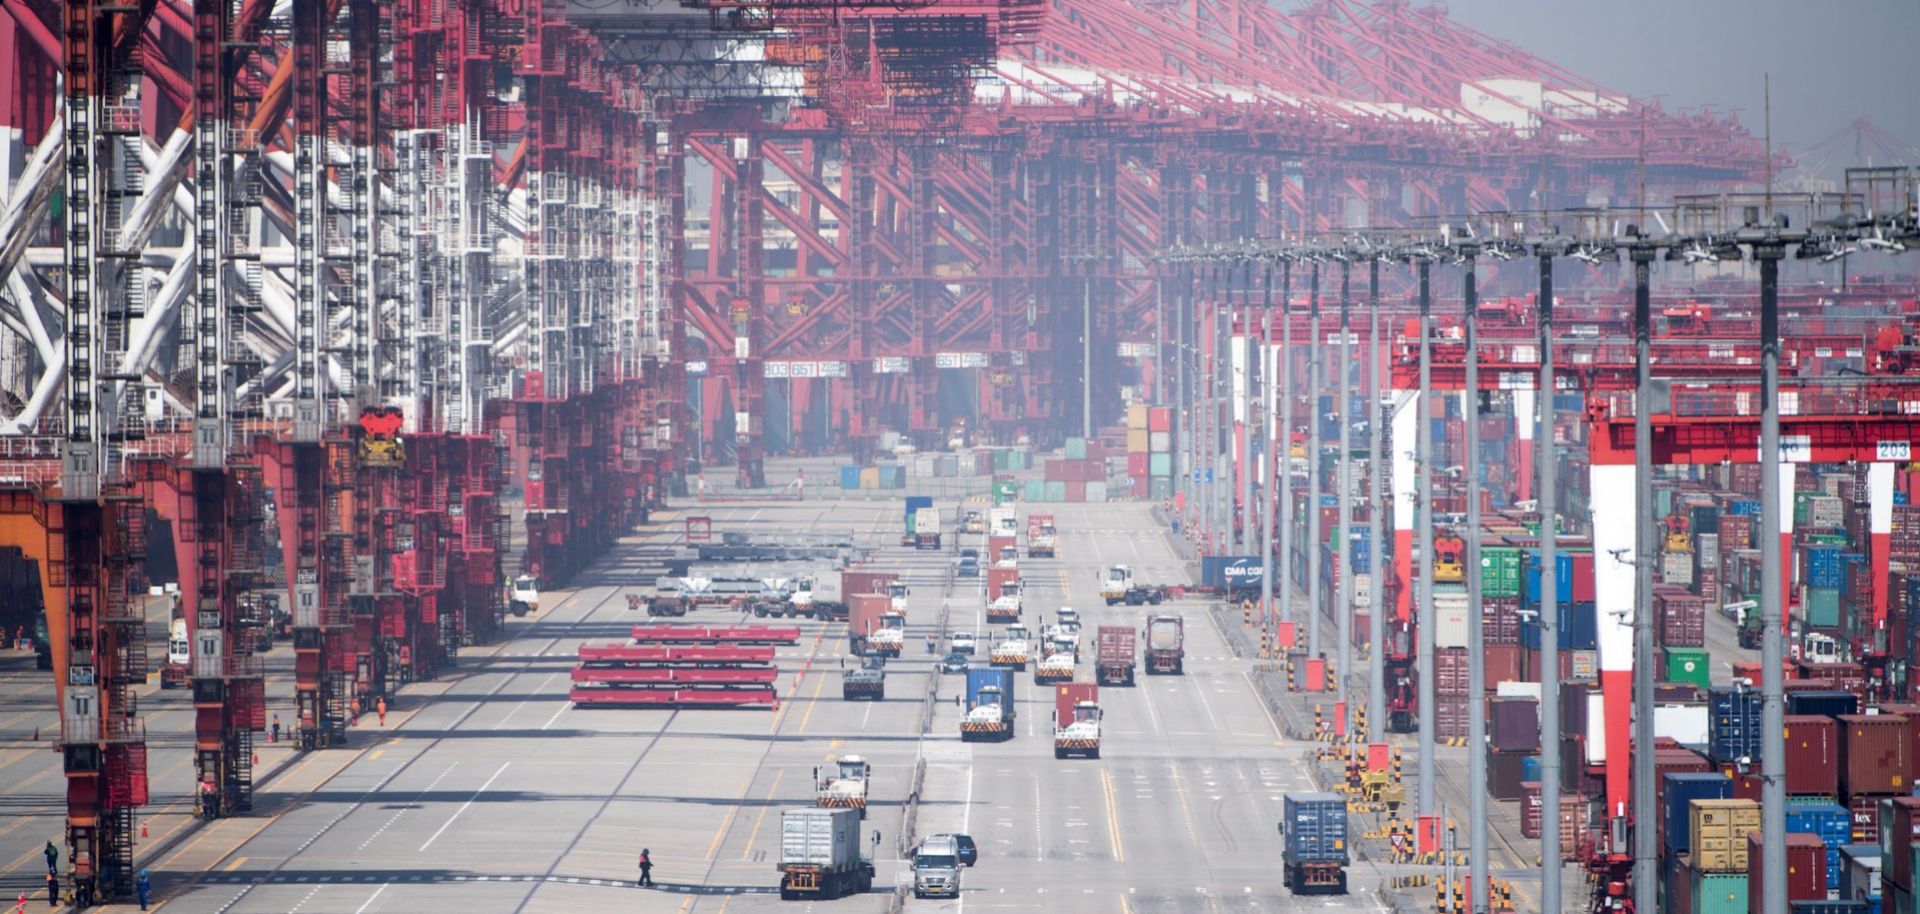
[419,761,511,851]
[494,672,560,730]
[539,698,569,731]
[352,885,389,914]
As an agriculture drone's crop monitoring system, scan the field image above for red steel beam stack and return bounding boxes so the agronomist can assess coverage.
[569,626,802,707]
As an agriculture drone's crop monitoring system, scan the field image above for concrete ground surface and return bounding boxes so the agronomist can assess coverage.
[0,455,1768,913]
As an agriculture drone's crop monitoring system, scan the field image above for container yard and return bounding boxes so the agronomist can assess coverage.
[0,0,1915,912]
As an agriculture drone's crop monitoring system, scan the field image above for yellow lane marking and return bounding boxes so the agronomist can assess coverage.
[675,896,694,914]
[1099,768,1126,862]
[1165,761,1203,847]
[738,770,786,862]
[828,739,843,749]
[796,662,829,733]
[224,857,248,872]
[368,750,385,761]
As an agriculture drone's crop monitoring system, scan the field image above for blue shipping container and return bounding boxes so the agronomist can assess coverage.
[1520,601,1597,651]
[1522,755,1542,783]
[1807,546,1848,589]
[1664,772,1733,853]
[1523,552,1576,605]
[1281,792,1349,863]
[1786,801,1851,890]
[1727,499,1762,517]
[1200,555,1265,593]
[839,466,861,490]
[1786,691,1858,717]
[1709,686,1764,763]
[1789,902,1868,914]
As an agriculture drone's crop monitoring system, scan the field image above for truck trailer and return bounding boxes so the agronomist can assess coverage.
[960,668,1015,741]
[814,756,872,817]
[1098,564,1167,605]
[914,508,942,550]
[777,807,876,900]
[1280,792,1349,894]
[847,594,891,655]
[1145,614,1184,675]
[1095,626,1136,686]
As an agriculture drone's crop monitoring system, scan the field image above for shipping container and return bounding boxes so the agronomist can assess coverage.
[1280,793,1349,862]
[1694,868,1751,914]
[1490,698,1540,752]
[1879,796,1920,890]
[1747,831,1829,914]
[1784,715,1842,797]
[1666,647,1712,689]
[1789,690,1861,717]
[1842,715,1914,797]
[1692,799,1763,872]
[1710,687,1765,763]
[1785,800,1851,891]
[1840,844,1882,905]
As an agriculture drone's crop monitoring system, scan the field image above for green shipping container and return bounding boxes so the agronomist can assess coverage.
[1805,586,1842,627]
[1065,438,1087,460]
[992,449,1011,470]
[1690,869,1748,914]
[1024,479,1047,502]
[1149,452,1173,477]
[1663,647,1711,689]
[1480,546,1523,598]
[1044,481,1067,502]
[1655,487,1673,520]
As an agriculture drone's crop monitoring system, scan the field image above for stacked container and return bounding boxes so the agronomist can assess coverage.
[1487,697,1539,800]
[1432,647,1469,740]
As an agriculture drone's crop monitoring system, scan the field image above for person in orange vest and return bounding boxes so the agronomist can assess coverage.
[636,848,654,887]
[376,697,387,726]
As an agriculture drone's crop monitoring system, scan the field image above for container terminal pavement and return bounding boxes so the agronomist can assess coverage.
[0,465,1437,914]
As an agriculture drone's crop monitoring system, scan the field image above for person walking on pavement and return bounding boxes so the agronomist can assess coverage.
[42,841,55,875]
[924,634,935,655]
[376,697,387,726]
[271,713,281,743]
[636,849,654,887]
[45,874,57,907]
[136,869,150,911]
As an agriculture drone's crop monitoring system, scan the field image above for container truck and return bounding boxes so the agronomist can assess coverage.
[160,617,190,689]
[1033,650,1075,685]
[841,654,885,701]
[914,508,942,550]
[782,571,846,621]
[989,507,1018,538]
[990,625,1032,671]
[1027,514,1057,558]
[1145,614,1184,674]
[1279,792,1349,894]
[1099,564,1167,605]
[1052,683,1101,759]
[508,574,541,616]
[986,577,1023,624]
[868,612,906,657]
[900,496,934,546]
[777,807,876,900]
[961,668,1015,741]
[847,594,891,655]
[813,756,872,818]
[1096,626,1137,686]
[962,511,986,534]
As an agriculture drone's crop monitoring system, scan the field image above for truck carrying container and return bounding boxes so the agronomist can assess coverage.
[961,668,1015,741]
[1199,555,1263,600]
[1280,792,1348,894]
[1052,683,1101,759]
[900,496,934,545]
[1145,615,1184,675]
[1096,626,1136,686]
[847,594,891,655]
[777,807,875,900]
[1027,513,1057,558]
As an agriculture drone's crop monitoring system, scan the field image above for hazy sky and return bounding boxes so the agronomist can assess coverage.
[1433,0,1920,179]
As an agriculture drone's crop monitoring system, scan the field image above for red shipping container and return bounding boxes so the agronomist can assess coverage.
[1434,694,1469,740]
[1717,760,1764,801]
[1720,513,1754,550]
[1484,644,1522,689]
[1841,714,1914,797]
[1149,407,1173,432]
[1486,598,1522,645]
[1127,452,1149,478]
[1489,697,1540,752]
[1781,715,1840,796]
[1434,648,1471,696]
[1656,588,1707,647]
[1570,552,1595,603]
[1878,704,1920,785]
[1522,784,1590,859]
[1883,797,1920,890]
[1065,482,1087,503]
[1747,832,1828,913]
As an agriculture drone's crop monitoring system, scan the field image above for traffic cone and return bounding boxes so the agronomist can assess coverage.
[140,821,148,838]
[253,752,259,766]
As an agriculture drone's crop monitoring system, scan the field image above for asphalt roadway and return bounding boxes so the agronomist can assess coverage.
[0,479,1415,913]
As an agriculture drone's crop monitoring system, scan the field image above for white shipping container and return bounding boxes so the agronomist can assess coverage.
[1496,681,1543,700]
[1660,551,1694,585]
[1651,703,1709,746]
[914,455,937,477]
[1585,691,1607,764]
[1433,587,1469,648]
[780,808,862,870]
[1352,573,1373,609]
[1085,482,1108,503]
[1149,431,1172,452]
[1694,534,1719,570]
[1846,848,1882,903]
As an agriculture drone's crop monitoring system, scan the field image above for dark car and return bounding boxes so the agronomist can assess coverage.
[959,547,980,560]
[936,833,978,866]
[939,652,970,674]
[956,556,980,577]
